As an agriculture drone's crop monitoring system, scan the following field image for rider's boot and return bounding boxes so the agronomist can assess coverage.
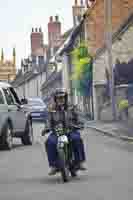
[48,167,58,175]
[79,162,87,171]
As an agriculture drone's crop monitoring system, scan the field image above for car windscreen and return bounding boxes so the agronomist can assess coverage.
[28,99,45,107]
[9,87,21,104]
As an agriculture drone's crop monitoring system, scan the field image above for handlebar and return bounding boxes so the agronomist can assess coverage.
[41,128,50,136]
[41,122,84,136]
[70,122,84,130]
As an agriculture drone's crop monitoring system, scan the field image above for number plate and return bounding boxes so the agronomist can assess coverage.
[32,113,40,117]
[58,142,65,148]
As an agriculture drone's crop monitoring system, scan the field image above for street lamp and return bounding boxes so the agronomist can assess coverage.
[104,0,117,120]
[7,73,10,83]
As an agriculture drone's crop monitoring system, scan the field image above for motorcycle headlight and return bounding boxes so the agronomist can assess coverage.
[56,128,63,135]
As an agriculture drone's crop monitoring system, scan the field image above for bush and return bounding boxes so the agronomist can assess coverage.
[118,99,129,111]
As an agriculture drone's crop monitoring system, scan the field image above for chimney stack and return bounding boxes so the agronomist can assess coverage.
[55,15,59,22]
[48,15,61,48]
[50,16,53,22]
[73,0,85,26]
[75,0,78,5]
[86,0,95,8]
[31,27,44,56]
[80,0,83,6]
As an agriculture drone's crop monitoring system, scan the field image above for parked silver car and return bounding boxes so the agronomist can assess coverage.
[0,82,33,150]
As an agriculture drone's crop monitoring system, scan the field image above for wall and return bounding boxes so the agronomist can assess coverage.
[93,17,133,120]
[41,72,62,105]
[95,84,133,121]
[14,71,46,99]
[93,23,133,85]
[84,0,133,55]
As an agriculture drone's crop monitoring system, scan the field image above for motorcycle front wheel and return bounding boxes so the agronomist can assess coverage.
[58,148,69,183]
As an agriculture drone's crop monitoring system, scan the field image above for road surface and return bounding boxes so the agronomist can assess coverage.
[0,122,132,200]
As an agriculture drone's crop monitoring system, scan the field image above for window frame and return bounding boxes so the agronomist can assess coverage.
[8,87,21,105]
[3,88,15,105]
[0,89,5,105]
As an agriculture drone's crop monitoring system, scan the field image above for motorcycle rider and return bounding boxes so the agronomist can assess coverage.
[43,88,86,175]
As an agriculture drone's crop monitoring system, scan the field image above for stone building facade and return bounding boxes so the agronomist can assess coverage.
[58,2,133,120]
[12,65,46,99]
[0,48,16,82]
[93,13,133,120]
[41,71,62,105]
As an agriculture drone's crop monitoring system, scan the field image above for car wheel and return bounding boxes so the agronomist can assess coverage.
[21,120,33,145]
[2,123,13,150]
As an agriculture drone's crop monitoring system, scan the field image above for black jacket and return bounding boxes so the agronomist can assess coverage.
[45,105,81,132]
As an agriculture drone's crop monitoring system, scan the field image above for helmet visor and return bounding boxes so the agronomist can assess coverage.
[56,95,65,105]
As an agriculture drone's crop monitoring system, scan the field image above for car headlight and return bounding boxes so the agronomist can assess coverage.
[39,108,45,112]
[25,111,30,118]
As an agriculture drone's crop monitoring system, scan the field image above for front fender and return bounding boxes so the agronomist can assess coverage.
[0,114,12,136]
[25,112,32,125]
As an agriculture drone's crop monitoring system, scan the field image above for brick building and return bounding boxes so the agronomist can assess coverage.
[84,0,133,55]
[93,13,133,120]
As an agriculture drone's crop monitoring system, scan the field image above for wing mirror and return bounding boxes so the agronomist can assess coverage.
[13,103,22,110]
[20,98,28,105]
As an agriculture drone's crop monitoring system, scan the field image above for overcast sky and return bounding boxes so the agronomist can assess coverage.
[0,0,74,68]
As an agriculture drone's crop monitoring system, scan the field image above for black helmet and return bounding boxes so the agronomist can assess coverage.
[53,88,68,109]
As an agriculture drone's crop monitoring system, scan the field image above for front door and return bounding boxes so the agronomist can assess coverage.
[3,88,26,133]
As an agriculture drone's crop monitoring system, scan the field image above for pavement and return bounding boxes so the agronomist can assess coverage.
[86,120,133,142]
[33,112,133,142]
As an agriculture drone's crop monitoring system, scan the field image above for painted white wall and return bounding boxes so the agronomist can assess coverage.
[15,71,46,99]
[62,54,70,93]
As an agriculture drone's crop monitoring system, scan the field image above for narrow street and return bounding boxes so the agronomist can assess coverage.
[0,122,132,200]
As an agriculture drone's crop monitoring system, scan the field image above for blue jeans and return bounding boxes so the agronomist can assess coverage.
[45,130,86,168]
